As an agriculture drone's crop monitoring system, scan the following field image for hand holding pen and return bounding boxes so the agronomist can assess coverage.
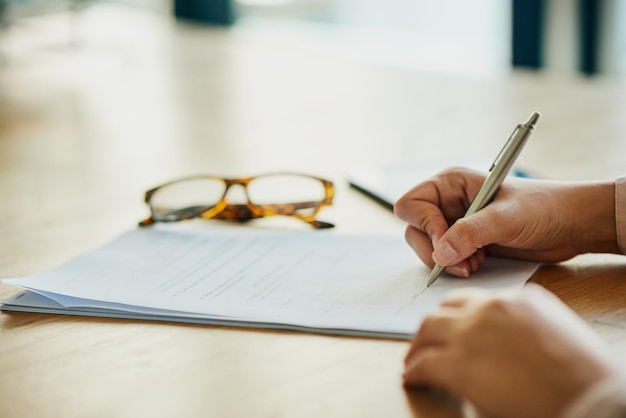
[426,113,540,286]
[395,113,546,285]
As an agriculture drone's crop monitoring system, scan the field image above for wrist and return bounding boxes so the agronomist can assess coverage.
[572,182,619,255]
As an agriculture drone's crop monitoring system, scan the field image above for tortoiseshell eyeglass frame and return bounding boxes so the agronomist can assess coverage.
[138,172,335,229]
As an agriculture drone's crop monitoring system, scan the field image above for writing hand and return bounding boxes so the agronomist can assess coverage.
[393,168,618,277]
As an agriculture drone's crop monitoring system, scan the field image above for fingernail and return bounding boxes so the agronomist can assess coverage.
[433,241,458,265]
[446,265,470,278]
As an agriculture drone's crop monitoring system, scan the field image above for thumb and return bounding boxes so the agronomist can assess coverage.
[432,210,496,266]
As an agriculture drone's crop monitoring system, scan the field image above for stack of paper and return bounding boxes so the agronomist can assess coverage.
[1,228,538,339]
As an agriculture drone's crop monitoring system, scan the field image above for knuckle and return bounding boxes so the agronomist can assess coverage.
[439,166,467,176]
[393,198,408,219]
[418,311,449,336]
[477,297,514,319]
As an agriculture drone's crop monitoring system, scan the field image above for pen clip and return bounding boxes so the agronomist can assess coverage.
[489,124,521,171]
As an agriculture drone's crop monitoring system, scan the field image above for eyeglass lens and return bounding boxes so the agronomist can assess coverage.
[247,174,326,216]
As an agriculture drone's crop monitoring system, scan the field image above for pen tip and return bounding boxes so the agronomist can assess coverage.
[527,112,541,126]
[426,265,442,288]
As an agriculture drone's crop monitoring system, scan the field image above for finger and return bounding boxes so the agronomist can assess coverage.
[395,170,491,254]
[399,201,449,246]
[405,226,437,267]
[439,248,487,277]
[404,308,461,363]
[432,205,504,266]
[466,248,487,273]
[444,193,530,265]
[394,182,450,243]
[403,346,454,391]
[394,179,441,223]
[445,262,471,278]
[431,218,479,266]
[475,247,487,266]
[406,226,476,277]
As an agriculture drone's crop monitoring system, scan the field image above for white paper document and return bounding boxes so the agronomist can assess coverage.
[1,228,538,339]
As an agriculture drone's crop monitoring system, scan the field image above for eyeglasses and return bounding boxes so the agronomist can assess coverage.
[139,172,335,229]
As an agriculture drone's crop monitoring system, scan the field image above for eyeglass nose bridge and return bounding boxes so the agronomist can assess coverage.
[200,178,263,221]
[221,178,255,204]
[212,177,323,222]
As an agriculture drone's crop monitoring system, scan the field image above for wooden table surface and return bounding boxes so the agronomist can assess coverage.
[0,5,625,418]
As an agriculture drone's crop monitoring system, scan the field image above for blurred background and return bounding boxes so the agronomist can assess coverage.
[2,0,625,178]
[2,0,625,77]
[2,0,626,248]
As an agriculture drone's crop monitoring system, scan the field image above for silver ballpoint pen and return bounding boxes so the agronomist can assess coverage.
[426,111,541,287]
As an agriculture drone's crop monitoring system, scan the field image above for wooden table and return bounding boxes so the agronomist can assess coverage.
[0,6,625,417]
